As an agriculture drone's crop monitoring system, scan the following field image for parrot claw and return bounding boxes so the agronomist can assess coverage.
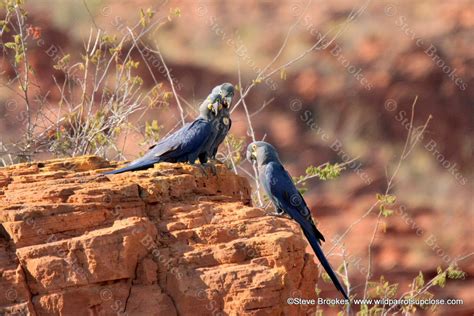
[202,163,218,176]
[209,163,218,176]
[196,164,208,177]
[212,158,224,165]
[266,210,288,218]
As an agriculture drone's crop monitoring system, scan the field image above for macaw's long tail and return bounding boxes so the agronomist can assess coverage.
[102,160,158,175]
[302,227,349,301]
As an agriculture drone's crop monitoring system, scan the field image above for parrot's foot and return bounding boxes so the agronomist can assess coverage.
[266,210,289,218]
[195,164,208,177]
[202,163,218,176]
[211,158,224,165]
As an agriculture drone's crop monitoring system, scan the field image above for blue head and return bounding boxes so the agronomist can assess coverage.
[219,83,235,108]
[199,83,235,119]
[246,141,281,166]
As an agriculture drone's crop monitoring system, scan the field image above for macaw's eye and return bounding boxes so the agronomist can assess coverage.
[252,144,257,151]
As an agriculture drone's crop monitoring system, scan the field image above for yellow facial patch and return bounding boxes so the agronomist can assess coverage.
[251,144,257,158]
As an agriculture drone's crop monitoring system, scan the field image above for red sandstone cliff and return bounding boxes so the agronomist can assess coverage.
[0,157,318,315]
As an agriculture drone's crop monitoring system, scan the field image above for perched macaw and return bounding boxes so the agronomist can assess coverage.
[102,87,228,175]
[247,141,349,300]
[198,83,234,163]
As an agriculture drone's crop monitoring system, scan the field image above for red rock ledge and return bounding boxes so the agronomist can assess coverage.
[0,156,317,315]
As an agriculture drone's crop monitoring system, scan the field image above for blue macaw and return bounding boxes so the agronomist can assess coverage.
[102,91,224,175]
[247,141,349,300]
[198,83,234,163]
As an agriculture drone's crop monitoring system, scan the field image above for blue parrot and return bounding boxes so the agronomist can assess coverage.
[102,92,224,175]
[198,83,234,163]
[247,141,349,300]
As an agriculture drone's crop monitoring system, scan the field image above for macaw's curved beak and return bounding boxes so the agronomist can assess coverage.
[224,96,232,108]
[211,101,220,115]
[246,146,256,162]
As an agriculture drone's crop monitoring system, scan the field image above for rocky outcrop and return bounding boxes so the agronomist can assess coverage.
[0,156,318,315]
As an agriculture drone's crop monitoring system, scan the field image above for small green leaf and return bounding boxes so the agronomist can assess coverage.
[433,271,446,288]
[447,265,466,280]
[321,272,331,283]
[4,42,16,49]
[414,271,424,289]
[315,286,321,295]
[171,7,181,17]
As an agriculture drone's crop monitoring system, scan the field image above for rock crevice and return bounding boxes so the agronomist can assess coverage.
[0,156,318,315]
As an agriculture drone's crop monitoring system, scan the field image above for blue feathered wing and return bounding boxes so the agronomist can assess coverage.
[103,119,212,174]
[261,161,349,300]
